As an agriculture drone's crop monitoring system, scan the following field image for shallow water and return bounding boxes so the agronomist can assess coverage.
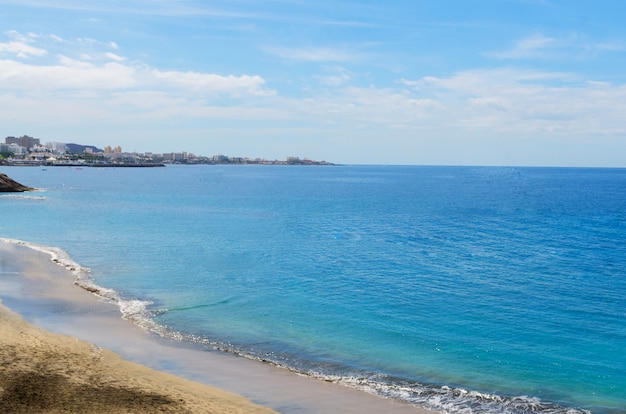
[2,165,625,413]
[0,241,426,414]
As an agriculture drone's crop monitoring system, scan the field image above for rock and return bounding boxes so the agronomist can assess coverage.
[0,173,33,192]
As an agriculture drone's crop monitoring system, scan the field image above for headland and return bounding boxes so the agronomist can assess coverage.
[0,173,32,192]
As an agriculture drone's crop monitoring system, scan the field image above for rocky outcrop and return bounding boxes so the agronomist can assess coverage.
[0,173,33,192]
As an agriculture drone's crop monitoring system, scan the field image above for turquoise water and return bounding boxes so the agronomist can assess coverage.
[1,165,625,413]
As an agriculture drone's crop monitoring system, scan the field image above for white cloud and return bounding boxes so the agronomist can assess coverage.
[149,69,274,96]
[516,34,556,51]
[105,52,126,62]
[0,57,275,97]
[0,31,48,58]
[400,68,626,137]
[0,32,275,98]
[487,34,559,59]
[589,40,626,54]
[2,31,624,142]
[316,67,352,87]
[0,57,137,90]
[0,41,47,58]
[273,84,443,132]
[488,33,626,61]
[267,46,360,62]
[317,73,351,86]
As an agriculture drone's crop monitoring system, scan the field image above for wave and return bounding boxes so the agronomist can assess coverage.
[145,327,595,414]
[321,377,593,414]
[214,355,593,414]
[167,298,234,313]
[0,238,155,332]
[0,194,46,201]
[0,237,595,414]
[1,238,93,282]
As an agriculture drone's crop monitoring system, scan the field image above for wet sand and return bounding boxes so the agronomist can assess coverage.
[0,239,434,413]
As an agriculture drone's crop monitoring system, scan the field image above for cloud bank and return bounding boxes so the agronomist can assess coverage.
[1,27,625,165]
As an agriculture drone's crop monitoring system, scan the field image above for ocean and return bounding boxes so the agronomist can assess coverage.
[1,164,624,414]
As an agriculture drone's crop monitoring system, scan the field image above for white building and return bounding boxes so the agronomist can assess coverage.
[0,143,27,157]
[45,142,69,154]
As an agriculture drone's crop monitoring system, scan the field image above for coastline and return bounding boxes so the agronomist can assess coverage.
[0,238,434,414]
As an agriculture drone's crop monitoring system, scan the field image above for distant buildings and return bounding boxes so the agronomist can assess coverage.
[2,134,334,166]
[104,145,122,154]
[43,142,69,153]
[5,135,40,149]
[0,142,28,156]
[163,152,186,162]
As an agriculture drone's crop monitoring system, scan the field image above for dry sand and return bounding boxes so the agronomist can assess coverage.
[0,302,276,414]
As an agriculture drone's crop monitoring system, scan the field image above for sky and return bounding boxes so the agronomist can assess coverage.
[1,0,625,166]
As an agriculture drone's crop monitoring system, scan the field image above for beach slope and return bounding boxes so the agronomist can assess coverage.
[0,302,276,414]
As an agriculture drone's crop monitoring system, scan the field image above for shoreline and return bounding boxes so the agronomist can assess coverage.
[0,238,434,413]
[0,302,276,414]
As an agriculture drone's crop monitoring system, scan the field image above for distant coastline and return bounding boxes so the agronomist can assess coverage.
[1,158,333,167]
[2,134,335,167]
[2,160,166,167]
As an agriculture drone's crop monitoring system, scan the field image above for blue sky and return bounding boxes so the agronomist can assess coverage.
[1,0,625,166]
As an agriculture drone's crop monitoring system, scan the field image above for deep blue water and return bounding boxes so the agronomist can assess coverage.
[1,165,625,413]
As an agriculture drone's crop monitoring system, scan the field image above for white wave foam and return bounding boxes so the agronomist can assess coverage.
[1,238,90,280]
[296,368,592,414]
[0,238,152,331]
[117,298,164,333]
[0,194,46,200]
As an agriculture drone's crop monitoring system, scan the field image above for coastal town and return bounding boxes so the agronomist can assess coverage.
[0,135,334,167]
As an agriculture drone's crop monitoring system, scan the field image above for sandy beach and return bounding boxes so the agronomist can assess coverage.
[0,239,434,414]
[0,302,276,414]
